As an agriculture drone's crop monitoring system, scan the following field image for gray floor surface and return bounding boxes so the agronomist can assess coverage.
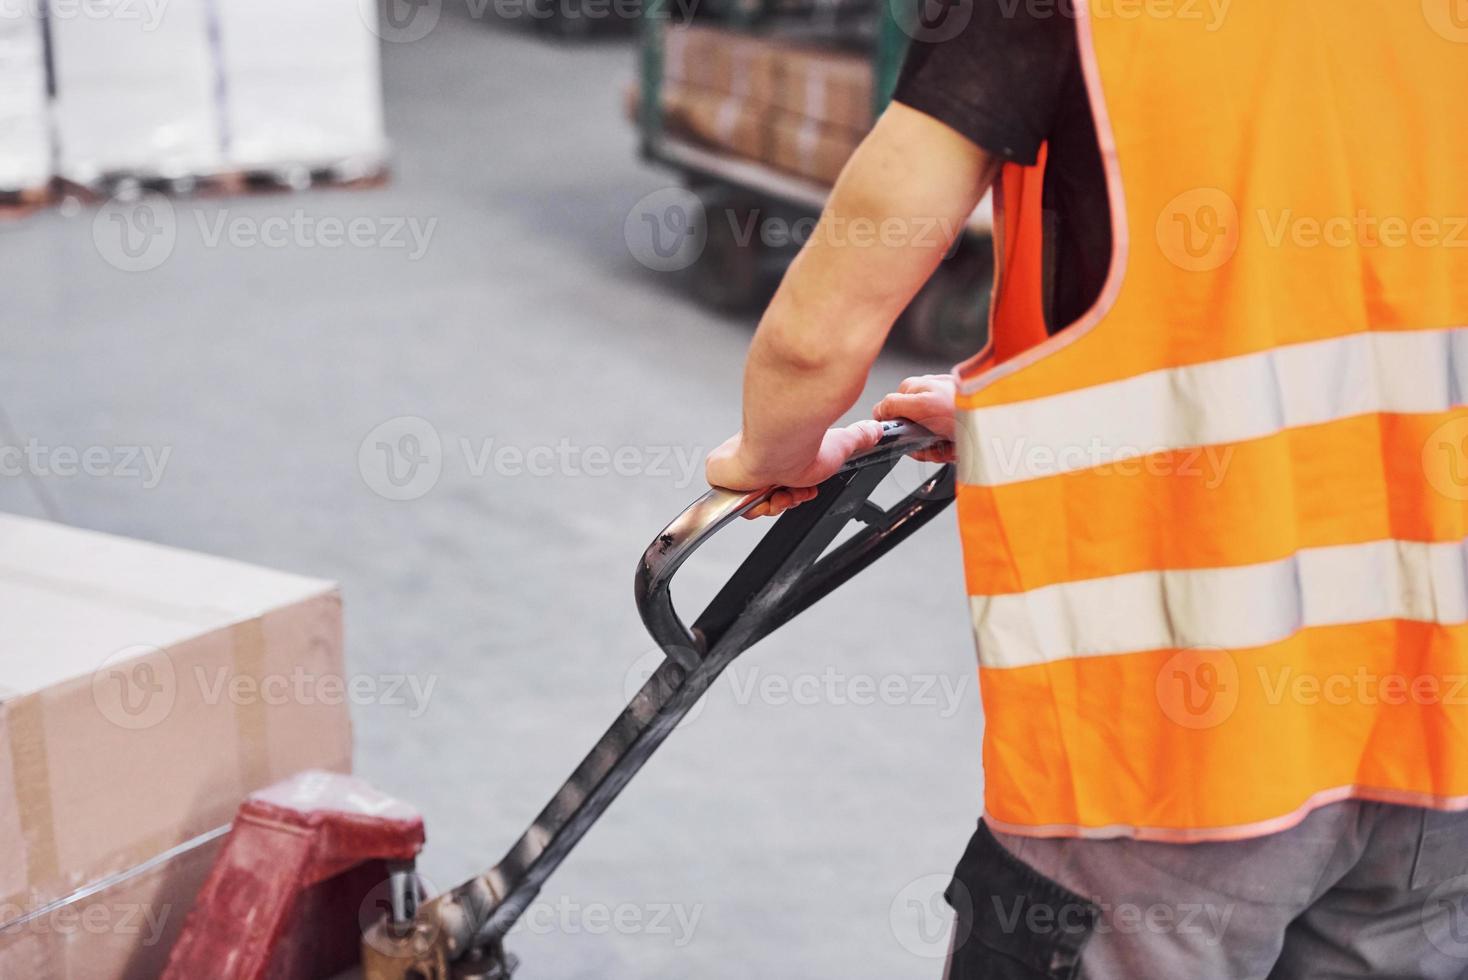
[0,10,983,978]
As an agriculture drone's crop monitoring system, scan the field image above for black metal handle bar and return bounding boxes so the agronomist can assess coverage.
[392,421,956,975]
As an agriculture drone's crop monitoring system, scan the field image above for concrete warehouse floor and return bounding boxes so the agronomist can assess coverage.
[0,8,982,979]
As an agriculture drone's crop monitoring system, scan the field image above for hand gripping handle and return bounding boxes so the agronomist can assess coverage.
[635,419,957,667]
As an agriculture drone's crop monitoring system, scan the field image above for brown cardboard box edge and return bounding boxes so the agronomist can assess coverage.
[0,514,353,980]
[1,594,352,918]
[0,826,224,980]
[668,82,770,161]
[663,23,780,107]
[769,110,862,186]
[765,38,873,133]
[661,25,873,134]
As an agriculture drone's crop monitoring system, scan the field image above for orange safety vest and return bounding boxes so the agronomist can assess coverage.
[955,1,1468,842]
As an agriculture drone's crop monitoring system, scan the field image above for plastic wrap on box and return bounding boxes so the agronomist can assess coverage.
[215,0,386,172]
[49,0,223,183]
[0,513,353,979]
[0,0,51,192]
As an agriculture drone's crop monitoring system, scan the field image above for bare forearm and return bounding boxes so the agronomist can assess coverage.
[736,240,908,482]
[706,103,999,495]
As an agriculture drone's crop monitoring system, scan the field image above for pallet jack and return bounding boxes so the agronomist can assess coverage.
[162,419,955,980]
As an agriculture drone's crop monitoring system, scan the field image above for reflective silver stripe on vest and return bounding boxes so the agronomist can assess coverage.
[972,536,1468,669]
[957,327,1468,488]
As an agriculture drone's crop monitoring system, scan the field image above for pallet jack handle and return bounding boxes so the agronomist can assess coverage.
[362,420,956,980]
[637,419,955,662]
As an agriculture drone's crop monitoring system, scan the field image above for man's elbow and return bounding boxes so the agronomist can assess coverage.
[754,280,886,375]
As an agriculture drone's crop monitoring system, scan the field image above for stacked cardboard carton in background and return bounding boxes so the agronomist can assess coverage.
[651,24,874,186]
[660,26,780,161]
[765,39,872,184]
[0,1,51,196]
[0,514,353,979]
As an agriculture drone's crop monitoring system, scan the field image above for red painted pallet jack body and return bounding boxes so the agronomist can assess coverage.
[162,770,424,980]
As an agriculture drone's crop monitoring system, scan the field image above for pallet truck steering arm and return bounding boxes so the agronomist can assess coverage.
[361,420,956,980]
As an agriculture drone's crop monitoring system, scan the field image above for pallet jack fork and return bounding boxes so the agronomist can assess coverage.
[162,420,955,980]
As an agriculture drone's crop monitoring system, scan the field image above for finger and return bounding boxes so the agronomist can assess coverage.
[790,486,819,506]
[742,501,770,520]
[879,394,959,436]
[775,486,819,513]
[905,374,951,394]
[750,486,813,520]
[838,419,886,456]
[767,489,797,516]
[912,443,956,463]
[873,391,936,421]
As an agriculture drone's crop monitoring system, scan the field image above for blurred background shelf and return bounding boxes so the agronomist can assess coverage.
[630,0,994,359]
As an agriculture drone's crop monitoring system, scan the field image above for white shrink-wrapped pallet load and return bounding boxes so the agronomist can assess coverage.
[0,0,51,194]
[214,0,387,174]
[49,0,223,184]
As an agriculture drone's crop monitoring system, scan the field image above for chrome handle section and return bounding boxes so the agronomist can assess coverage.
[635,419,948,663]
[633,484,768,666]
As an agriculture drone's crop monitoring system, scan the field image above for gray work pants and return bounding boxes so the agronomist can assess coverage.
[942,801,1468,979]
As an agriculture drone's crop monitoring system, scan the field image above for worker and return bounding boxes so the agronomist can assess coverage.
[705,2,1468,976]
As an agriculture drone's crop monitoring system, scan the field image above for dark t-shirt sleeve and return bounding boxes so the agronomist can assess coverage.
[893,1,1077,165]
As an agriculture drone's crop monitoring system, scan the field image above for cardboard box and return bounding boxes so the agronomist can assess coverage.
[0,514,352,979]
[214,0,387,171]
[49,0,223,183]
[661,81,769,161]
[630,78,769,160]
[644,26,874,186]
[0,0,51,192]
[661,27,872,133]
[769,41,873,133]
[769,110,861,185]
[664,24,779,107]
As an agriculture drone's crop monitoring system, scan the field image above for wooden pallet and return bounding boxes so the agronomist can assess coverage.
[55,158,390,205]
[0,184,54,220]
[232,160,390,195]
